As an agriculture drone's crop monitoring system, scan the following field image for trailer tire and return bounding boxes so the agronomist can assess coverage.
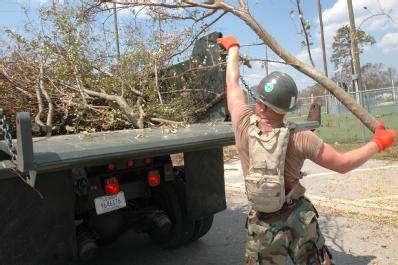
[197,214,214,238]
[149,183,194,249]
[191,214,214,242]
[171,177,196,244]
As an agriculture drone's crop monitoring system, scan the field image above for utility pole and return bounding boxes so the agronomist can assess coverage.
[317,0,328,77]
[113,3,121,61]
[265,45,269,76]
[317,0,329,113]
[347,0,363,105]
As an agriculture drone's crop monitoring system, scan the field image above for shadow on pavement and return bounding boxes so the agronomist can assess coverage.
[315,214,377,265]
[77,209,376,265]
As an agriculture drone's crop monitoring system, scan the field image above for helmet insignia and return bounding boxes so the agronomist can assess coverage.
[264,82,274,93]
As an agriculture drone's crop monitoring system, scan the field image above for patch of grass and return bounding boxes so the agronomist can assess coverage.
[332,143,398,161]
[288,104,398,144]
[317,205,398,228]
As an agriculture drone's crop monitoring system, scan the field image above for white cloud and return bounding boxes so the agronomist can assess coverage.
[378,32,398,52]
[102,2,151,18]
[296,47,322,65]
[103,0,184,18]
[321,0,398,47]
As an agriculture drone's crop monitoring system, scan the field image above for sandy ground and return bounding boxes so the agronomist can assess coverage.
[224,155,398,265]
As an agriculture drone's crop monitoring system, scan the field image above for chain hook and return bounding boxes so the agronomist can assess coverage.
[240,76,256,100]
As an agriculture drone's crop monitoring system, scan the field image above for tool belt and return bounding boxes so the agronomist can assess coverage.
[256,198,301,223]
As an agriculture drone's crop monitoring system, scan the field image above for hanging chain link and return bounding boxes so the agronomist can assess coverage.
[0,110,17,164]
[240,76,256,100]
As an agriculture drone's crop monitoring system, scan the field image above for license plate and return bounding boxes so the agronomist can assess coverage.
[94,191,126,215]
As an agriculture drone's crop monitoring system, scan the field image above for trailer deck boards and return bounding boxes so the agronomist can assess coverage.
[1,123,235,172]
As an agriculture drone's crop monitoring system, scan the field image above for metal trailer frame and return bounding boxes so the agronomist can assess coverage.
[0,112,236,264]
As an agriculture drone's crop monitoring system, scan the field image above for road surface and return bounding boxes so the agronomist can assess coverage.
[79,158,398,265]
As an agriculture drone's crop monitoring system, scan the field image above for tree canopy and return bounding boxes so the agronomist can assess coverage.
[0,2,226,135]
[330,25,376,70]
[0,0,380,134]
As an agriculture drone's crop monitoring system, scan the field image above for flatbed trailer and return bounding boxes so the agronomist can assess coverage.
[0,32,237,265]
[0,114,235,265]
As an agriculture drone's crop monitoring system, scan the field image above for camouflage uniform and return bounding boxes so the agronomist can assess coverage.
[245,197,334,265]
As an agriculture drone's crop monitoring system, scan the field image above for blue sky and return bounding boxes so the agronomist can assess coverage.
[1,0,397,90]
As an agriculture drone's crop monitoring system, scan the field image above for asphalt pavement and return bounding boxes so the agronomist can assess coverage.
[225,158,398,265]
[85,158,398,265]
[225,159,398,218]
[84,192,398,265]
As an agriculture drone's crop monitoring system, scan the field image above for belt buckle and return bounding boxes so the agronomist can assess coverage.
[286,198,294,207]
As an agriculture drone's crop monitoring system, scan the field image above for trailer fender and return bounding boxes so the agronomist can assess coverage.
[0,170,76,265]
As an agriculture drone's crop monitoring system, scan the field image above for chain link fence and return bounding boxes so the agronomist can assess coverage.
[292,87,397,116]
[291,87,398,144]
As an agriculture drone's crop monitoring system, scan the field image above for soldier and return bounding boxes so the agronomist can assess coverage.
[217,35,396,265]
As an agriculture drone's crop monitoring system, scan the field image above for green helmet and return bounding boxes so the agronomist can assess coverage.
[254,71,298,113]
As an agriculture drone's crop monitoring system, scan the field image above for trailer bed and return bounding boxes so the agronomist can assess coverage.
[1,123,235,172]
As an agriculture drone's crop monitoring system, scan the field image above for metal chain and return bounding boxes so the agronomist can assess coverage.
[240,76,256,100]
[0,109,17,164]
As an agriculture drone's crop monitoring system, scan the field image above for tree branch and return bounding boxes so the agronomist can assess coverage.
[296,0,315,67]
[358,12,398,30]
[99,1,195,9]
[163,10,227,61]
[90,63,144,97]
[246,58,298,67]
[39,61,54,136]
[149,8,217,22]
[82,88,142,128]
[160,61,226,81]
[150,117,184,125]
[159,89,219,95]
[73,65,89,107]
[0,67,33,98]
[238,0,248,11]
[195,92,226,115]
[136,97,145,128]
[34,71,46,132]
[221,2,377,131]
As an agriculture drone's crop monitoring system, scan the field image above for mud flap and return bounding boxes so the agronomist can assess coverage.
[0,170,76,265]
[184,148,226,220]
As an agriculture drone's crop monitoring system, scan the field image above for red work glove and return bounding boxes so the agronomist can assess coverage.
[217,36,240,51]
[371,121,396,151]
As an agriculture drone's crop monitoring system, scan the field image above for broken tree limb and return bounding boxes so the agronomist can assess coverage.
[150,117,184,125]
[39,61,54,136]
[137,97,145,129]
[230,7,377,132]
[34,70,46,132]
[0,67,33,98]
[102,0,377,132]
[195,92,226,115]
[82,88,142,129]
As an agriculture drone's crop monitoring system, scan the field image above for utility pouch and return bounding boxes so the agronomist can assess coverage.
[246,115,291,213]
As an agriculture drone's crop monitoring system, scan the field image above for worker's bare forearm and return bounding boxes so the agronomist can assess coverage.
[226,46,240,87]
[315,142,379,174]
[226,46,246,112]
[338,142,379,173]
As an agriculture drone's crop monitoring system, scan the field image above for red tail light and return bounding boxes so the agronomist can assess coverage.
[144,157,153,165]
[148,170,161,187]
[127,160,135,168]
[107,162,116,171]
[104,177,120,195]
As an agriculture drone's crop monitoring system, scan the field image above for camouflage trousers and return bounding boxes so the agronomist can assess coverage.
[245,197,334,265]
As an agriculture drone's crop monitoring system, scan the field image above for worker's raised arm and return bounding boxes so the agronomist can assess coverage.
[217,36,246,113]
[314,121,396,174]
